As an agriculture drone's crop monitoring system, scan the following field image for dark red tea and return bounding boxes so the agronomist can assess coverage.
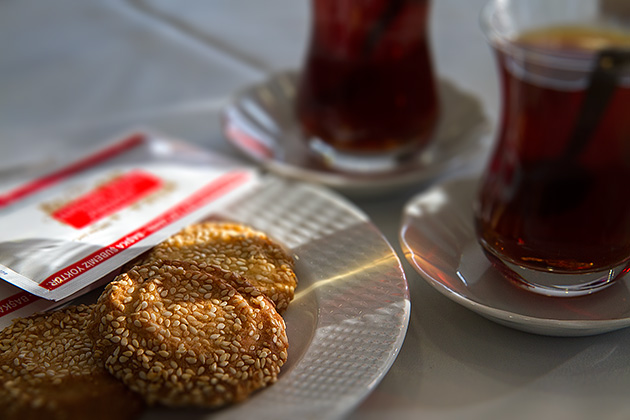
[295,0,438,155]
[475,26,630,273]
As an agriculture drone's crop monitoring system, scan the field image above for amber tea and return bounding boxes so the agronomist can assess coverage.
[475,24,630,294]
[295,0,438,170]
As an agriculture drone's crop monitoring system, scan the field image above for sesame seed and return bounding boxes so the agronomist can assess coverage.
[0,304,143,416]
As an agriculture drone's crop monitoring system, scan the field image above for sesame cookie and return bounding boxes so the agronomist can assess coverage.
[130,222,297,313]
[0,304,144,420]
[89,260,289,408]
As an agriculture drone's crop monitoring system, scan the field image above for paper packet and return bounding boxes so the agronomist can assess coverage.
[0,131,260,328]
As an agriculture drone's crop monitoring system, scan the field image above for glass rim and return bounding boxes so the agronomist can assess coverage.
[479,0,630,73]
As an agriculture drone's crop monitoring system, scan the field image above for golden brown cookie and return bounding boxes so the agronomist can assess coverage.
[0,304,144,420]
[130,222,297,313]
[89,260,289,408]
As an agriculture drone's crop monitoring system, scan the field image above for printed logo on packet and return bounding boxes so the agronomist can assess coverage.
[52,170,163,229]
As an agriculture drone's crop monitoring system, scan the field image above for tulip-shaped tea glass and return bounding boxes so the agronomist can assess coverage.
[295,0,439,172]
[475,0,630,296]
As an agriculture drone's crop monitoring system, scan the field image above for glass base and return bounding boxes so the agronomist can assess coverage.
[482,249,630,297]
[309,137,417,173]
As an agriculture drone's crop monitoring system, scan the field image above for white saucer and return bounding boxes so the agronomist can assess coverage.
[400,175,630,337]
[221,71,491,196]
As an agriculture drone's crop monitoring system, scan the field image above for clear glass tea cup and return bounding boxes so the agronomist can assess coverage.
[475,0,630,296]
[295,0,439,173]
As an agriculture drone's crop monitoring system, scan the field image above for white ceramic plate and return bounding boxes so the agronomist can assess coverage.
[221,71,491,196]
[400,175,630,337]
[3,133,410,418]
[137,175,410,419]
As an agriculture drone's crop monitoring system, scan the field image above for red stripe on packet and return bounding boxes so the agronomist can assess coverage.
[0,134,145,208]
[52,170,163,229]
[0,291,39,318]
[40,170,251,290]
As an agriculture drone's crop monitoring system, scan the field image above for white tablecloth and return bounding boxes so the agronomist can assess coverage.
[3,1,630,419]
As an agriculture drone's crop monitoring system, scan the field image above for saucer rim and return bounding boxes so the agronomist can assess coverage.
[400,175,630,337]
[221,70,492,196]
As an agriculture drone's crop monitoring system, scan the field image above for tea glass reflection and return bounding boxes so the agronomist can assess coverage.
[475,0,630,296]
[295,0,439,173]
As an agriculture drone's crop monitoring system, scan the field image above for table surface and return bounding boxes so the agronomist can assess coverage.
[3,1,630,419]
